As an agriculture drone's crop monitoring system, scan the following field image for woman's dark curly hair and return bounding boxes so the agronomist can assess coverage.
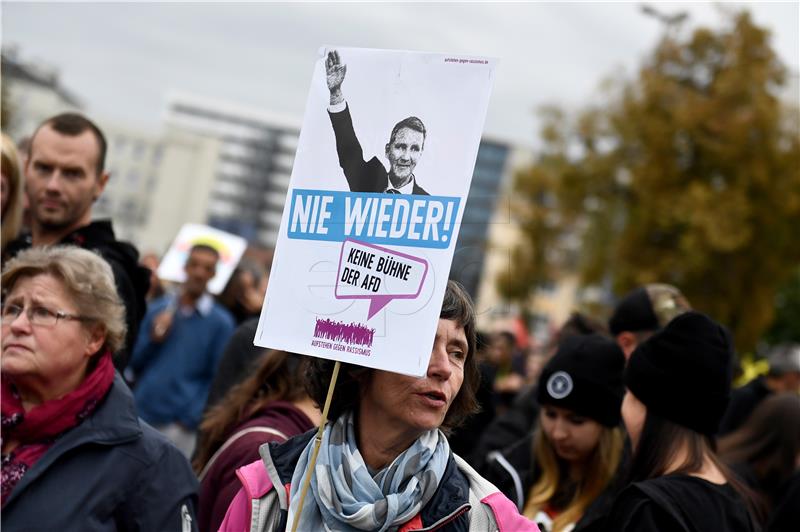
[305,280,479,433]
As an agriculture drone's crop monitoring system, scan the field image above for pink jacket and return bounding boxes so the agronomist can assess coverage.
[220,454,539,531]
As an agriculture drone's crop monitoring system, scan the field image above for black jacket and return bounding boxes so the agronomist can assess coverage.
[602,475,760,532]
[484,431,627,532]
[4,220,150,370]
[483,432,537,511]
[2,374,199,531]
[718,377,772,436]
[469,384,540,472]
[203,318,263,413]
[768,471,800,532]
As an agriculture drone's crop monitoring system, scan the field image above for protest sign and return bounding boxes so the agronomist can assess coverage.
[256,46,496,376]
[157,223,248,295]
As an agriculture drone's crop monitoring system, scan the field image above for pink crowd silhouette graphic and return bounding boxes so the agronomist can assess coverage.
[314,318,375,347]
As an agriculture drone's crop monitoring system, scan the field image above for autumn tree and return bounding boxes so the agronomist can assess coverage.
[500,11,800,351]
[764,267,800,345]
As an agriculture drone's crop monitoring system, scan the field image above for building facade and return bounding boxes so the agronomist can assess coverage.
[162,91,299,248]
[1,46,82,142]
[449,139,513,300]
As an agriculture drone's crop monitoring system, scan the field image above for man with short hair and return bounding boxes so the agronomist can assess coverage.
[325,49,429,195]
[4,113,150,370]
[608,283,691,359]
[129,244,235,456]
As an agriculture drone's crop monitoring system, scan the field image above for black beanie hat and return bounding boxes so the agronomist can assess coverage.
[608,284,691,336]
[537,334,625,427]
[625,311,733,435]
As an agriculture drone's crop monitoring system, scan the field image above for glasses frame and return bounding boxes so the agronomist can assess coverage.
[1,303,92,328]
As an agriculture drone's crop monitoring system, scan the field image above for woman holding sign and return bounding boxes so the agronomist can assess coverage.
[220,281,538,531]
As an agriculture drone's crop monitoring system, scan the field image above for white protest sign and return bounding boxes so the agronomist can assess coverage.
[256,46,496,376]
[157,223,248,295]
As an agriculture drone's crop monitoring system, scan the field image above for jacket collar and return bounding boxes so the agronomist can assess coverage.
[262,429,314,489]
[4,373,142,507]
[416,456,471,529]
[3,220,116,257]
[58,219,116,247]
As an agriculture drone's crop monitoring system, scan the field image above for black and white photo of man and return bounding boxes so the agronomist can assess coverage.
[326,49,429,195]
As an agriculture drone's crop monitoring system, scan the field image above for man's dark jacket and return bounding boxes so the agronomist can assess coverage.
[4,220,150,370]
[717,376,772,436]
[469,384,540,472]
[203,318,262,412]
[2,374,199,531]
[328,104,429,195]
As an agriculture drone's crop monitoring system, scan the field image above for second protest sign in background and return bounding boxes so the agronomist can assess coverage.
[256,46,496,376]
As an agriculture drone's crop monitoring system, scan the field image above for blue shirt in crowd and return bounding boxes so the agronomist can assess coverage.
[130,293,235,429]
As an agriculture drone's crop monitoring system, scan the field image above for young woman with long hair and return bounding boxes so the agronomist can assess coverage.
[719,392,800,519]
[485,334,627,532]
[193,349,320,532]
[604,312,761,531]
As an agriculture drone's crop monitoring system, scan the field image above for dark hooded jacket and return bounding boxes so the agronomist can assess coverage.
[3,220,150,370]
[2,374,199,531]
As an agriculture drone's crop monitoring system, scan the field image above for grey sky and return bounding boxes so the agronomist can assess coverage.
[3,2,798,146]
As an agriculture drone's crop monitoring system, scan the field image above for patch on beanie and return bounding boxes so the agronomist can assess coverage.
[547,371,573,399]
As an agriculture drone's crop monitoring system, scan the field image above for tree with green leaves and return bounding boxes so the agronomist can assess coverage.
[500,11,800,351]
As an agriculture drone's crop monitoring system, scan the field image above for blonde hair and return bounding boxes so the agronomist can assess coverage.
[523,423,624,532]
[2,246,127,354]
[1,133,25,252]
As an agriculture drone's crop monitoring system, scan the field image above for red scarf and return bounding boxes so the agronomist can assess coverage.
[1,352,115,507]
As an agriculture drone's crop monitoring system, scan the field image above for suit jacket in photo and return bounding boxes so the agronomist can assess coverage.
[328,104,429,195]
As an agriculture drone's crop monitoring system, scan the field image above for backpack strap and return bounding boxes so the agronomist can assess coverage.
[198,427,288,481]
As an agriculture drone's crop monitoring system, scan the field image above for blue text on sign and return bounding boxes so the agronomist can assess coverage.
[287,189,460,249]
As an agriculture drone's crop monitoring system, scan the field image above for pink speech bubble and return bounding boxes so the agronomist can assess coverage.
[335,238,429,320]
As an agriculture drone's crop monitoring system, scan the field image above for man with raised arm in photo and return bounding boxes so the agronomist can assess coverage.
[326,49,430,195]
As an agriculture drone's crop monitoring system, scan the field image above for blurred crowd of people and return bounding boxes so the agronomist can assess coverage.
[1,113,798,531]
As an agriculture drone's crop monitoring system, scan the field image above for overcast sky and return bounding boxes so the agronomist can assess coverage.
[3,1,798,147]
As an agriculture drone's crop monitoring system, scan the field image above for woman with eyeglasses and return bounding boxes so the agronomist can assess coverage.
[1,246,199,531]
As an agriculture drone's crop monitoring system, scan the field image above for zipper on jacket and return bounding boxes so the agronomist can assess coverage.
[415,503,471,531]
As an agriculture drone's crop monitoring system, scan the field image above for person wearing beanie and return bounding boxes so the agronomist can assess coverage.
[484,334,626,532]
[608,284,691,359]
[603,312,761,532]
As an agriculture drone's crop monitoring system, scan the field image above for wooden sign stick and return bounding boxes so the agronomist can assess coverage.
[290,360,341,532]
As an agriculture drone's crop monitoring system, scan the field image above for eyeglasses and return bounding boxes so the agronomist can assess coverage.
[1,303,91,328]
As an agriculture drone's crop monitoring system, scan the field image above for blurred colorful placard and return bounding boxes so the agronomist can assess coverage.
[157,223,247,295]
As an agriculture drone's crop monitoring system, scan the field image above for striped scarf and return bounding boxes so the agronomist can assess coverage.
[287,410,449,531]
